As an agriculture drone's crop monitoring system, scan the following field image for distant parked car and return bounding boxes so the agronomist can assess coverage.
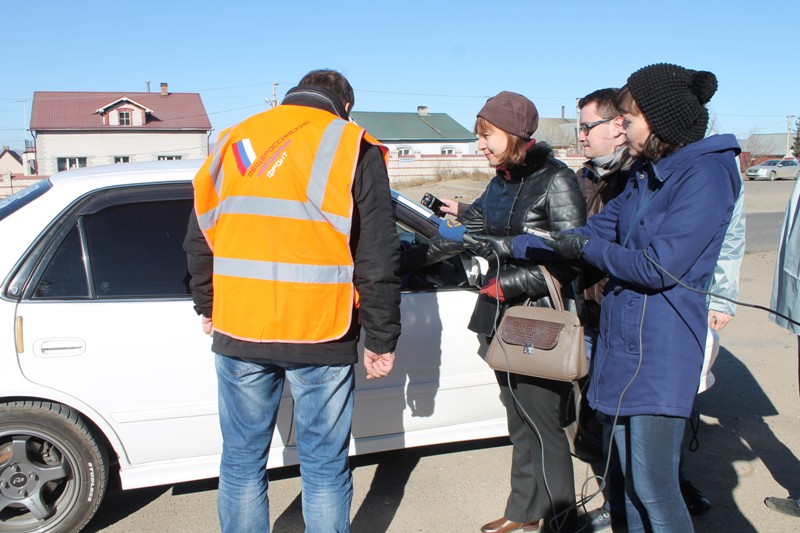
[0,161,510,533]
[745,159,800,181]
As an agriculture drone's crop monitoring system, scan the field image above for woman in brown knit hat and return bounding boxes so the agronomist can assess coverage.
[439,91,586,533]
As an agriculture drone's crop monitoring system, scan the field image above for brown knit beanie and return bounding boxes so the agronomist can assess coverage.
[627,63,718,145]
[477,91,539,140]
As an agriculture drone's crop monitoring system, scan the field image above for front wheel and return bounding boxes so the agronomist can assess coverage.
[0,401,109,533]
[769,170,777,181]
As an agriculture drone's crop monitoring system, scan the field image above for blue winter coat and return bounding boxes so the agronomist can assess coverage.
[577,134,741,417]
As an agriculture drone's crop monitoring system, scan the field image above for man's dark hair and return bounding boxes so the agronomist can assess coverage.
[578,88,621,119]
[298,69,354,109]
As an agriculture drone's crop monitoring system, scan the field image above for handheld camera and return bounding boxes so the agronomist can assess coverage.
[421,192,446,217]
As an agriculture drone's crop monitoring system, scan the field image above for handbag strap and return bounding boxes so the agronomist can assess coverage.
[538,265,565,312]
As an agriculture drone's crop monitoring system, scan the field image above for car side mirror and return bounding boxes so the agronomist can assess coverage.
[461,255,488,288]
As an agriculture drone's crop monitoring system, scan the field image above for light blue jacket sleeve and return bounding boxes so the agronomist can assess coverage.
[708,184,745,315]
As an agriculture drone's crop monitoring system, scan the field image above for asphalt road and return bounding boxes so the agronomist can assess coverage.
[86,178,800,533]
[747,212,783,253]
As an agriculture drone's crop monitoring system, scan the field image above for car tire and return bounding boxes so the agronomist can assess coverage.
[769,171,777,181]
[0,401,108,533]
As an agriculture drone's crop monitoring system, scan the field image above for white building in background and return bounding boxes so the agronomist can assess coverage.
[30,83,212,176]
[351,106,477,157]
[0,146,23,176]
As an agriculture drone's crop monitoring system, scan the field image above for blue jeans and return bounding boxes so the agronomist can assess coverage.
[215,354,355,533]
[611,414,692,533]
[597,414,627,524]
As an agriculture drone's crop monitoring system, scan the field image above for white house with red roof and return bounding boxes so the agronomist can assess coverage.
[0,146,24,176]
[30,83,211,176]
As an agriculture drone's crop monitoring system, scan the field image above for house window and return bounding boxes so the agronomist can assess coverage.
[114,156,130,164]
[119,111,131,126]
[397,146,413,156]
[441,146,456,155]
[57,157,87,172]
[157,155,182,161]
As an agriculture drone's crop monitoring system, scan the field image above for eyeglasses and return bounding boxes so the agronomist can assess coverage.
[579,118,613,135]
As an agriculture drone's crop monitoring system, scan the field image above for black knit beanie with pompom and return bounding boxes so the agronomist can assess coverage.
[627,63,718,145]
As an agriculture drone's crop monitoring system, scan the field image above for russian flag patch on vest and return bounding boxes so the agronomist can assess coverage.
[232,139,256,175]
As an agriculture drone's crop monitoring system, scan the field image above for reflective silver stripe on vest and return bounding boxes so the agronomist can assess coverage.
[196,207,217,233]
[209,129,231,198]
[215,257,354,284]
[210,118,355,235]
[216,195,351,234]
[307,119,347,206]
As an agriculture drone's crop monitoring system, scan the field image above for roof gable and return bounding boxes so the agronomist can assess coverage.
[351,111,475,142]
[95,97,153,115]
[0,148,23,165]
[31,91,212,131]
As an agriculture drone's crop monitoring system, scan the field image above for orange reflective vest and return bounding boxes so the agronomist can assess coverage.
[193,105,388,343]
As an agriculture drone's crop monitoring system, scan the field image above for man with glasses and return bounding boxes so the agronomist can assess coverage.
[573,88,633,531]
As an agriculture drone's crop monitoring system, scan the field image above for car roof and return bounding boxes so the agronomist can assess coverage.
[49,160,203,191]
[45,161,434,223]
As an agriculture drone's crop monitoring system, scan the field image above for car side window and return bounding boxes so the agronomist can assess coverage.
[397,220,467,291]
[34,225,89,299]
[84,199,193,298]
[33,197,193,300]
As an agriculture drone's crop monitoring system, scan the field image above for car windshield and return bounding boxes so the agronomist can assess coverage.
[0,179,52,222]
[761,161,780,166]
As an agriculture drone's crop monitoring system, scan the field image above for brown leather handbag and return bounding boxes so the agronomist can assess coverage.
[485,266,587,382]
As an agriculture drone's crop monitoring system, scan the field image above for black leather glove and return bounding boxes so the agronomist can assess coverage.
[428,235,465,257]
[544,231,589,260]
[469,234,514,261]
[424,235,466,264]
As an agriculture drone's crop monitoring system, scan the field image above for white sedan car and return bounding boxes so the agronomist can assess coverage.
[0,160,509,532]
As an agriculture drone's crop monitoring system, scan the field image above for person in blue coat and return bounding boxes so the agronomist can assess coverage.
[483,64,742,532]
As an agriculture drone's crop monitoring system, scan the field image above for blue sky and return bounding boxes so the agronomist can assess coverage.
[2,0,797,152]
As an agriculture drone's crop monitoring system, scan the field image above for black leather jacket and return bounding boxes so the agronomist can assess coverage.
[461,142,586,335]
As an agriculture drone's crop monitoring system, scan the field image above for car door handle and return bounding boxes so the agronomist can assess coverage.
[33,338,86,358]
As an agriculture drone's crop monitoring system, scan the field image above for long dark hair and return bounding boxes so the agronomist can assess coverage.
[615,85,682,162]
[474,116,529,167]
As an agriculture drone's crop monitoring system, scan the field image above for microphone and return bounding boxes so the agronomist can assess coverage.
[438,219,473,243]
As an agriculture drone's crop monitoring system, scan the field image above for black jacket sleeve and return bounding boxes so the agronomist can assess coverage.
[351,143,402,353]
[398,236,464,273]
[184,209,214,318]
[499,168,586,301]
